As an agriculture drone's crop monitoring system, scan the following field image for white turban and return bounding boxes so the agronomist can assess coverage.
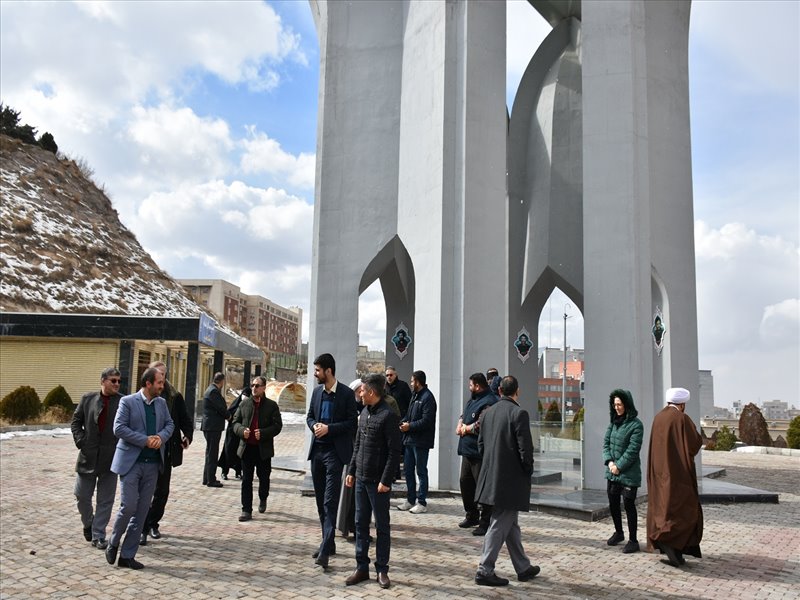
[666,387,690,405]
[349,378,363,391]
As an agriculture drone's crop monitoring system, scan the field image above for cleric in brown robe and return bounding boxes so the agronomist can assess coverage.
[646,387,703,567]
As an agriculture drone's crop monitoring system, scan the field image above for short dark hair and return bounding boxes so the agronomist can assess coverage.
[469,372,488,388]
[486,368,499,378]
[101,367,120,381]
[499,375,518,397]
[213,372,225,384]
[411,370,426,386]
[141,367,160,387]
[314,353,336,375]
[385,365,396,373]
[362,373,386,397]
[252,375,267,386]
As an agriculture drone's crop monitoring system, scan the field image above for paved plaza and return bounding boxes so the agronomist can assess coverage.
[1,418,798,599]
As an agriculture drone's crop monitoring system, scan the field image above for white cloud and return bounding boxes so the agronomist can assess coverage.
[506,0,552,106]
[358,282,387,350]
[760,299,800,347]
[240,129,315,190]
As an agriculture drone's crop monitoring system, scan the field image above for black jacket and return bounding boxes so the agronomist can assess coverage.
[232,396,283,460]
[348,398,402,487]
[386,378,412,418]
[402,386,437,449]
[306,381,359,464]
[71,390,121,474]
[164,382,194,467]
[457,388,498,459]
[201,383,228,432]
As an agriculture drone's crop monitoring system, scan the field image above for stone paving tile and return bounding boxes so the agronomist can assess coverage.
[1,425,798,599]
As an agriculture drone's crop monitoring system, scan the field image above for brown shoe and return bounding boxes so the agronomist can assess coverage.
[377,572,391,589]
[345,569,370,586]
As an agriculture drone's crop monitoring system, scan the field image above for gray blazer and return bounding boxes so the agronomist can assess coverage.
[475,397,534,512]
[71,390,121,474]
[111,390,174,477]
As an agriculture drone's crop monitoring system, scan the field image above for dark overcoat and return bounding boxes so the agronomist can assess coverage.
[475,396,534,511]
[201,383,228,432]
[71,390,121,474]
[232,396,283,460]
[646,406,703,556]
[306,381,358,464]
[164,383,194,467]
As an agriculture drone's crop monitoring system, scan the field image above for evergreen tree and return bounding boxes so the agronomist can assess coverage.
[39,131,58,154]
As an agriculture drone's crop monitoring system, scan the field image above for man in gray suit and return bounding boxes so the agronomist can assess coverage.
[71,367,122,550]
[474,375,540,586]
[105,367,174,570]
[201,372,227,488]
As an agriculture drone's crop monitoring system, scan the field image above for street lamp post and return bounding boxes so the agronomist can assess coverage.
[562,303,571,433]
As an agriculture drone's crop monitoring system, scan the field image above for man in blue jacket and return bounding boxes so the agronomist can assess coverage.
[306,353,359,569]
[456,372,497,535]
[105,367,174,570]
[396,370,437,514]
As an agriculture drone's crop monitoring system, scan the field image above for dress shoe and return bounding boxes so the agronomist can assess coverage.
[377,572,391,589]
[472,525,487,536]
[459,517,479,528]
[118,557,145,570]
[312,548,336,559]
[623,540,640,554]
[92,539,108,550]
[314,555,329,569]
[207,480,223,488]
[658,542,683,567]
[83,525,93,542]
[105,544,118,565]
[345,569,370,586]
[239,511,252,522]
[149,525,161,539]
[139,532,147,546]
[517,565,541,581]
[607,531,625,546]
[258,500,267,513]
[475,572,509,587]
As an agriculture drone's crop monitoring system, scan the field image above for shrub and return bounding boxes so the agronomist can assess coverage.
[714,425,737,451]
[42,405,73,424]
[787,416,800,450]
[544,401,562,424]
[38,131,58,154]
[570,406,584,440]
[0,386,42,423]
[43,385,73,411]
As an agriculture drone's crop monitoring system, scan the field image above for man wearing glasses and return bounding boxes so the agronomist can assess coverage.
[231,376,283,522]
[71,367,122,550]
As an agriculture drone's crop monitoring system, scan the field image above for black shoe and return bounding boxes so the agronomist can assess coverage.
[607,531,625,546]
[149,525,161,539]
[658,542,683,567]
[207,480,223,488]
[475,572,509,587]
[312,548,336,559]
[83,525,93,542]
[472,526,487,536]
[139,532,147,546]
[623,540,640,554]
[118,557,145,570]
[459,517,479,528]
[105,545,118,565]
[315,554,329,569]
[518,565,541,581]
[239,511,252,522]
[92,539,108,550]
[258,500,267,513]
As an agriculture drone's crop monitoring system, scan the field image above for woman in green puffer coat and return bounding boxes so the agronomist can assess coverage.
[602,389,644,554]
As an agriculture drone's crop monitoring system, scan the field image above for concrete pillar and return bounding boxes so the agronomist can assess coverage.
[185,342,199,423]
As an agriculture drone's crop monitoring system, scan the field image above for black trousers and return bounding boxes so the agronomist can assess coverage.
[240,444,271,513]
[144,462,172,530]
[607,480,638,540]
[460,456,492,527]
[203,430,222,485]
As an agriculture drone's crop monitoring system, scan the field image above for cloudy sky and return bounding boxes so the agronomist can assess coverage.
[1,1,797,408]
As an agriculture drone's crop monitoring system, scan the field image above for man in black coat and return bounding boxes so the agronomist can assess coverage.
[71,367,122,549]
[397,370,436,514]
[201,372,227,488]
[344,373,401,589]
[306,353,359,569]
[141,360,193,545]
[474,375,540,587]
[384,366,411,419]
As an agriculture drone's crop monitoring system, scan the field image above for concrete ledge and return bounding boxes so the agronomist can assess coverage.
[734,446,800,457]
